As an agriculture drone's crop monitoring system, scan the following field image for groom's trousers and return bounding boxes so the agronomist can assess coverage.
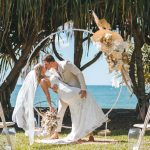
[55,99,68,132]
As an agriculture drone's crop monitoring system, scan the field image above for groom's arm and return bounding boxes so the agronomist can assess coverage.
[65,61,86,91]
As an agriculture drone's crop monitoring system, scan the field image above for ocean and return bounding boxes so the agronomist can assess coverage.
[10,85,137,109]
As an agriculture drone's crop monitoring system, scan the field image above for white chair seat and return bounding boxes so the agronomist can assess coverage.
[133,124,150,130]
[0,122,15,128]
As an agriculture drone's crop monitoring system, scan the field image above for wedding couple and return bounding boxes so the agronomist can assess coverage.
[12,54,108,145]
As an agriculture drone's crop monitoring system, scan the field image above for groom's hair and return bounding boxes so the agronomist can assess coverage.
[43,54,55,62]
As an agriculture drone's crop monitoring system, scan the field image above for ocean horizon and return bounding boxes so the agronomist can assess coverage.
[10,85,137,109]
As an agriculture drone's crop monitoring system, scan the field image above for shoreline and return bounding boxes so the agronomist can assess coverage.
[9,107,139,131]
[34,107,138,131]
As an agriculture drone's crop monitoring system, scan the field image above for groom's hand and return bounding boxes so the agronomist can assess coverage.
[79,90,87,99]
[52,84,58,93]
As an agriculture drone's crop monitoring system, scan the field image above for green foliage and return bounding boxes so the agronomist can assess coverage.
[142,44,150,84]
[1,0,150,70]
[127,43,150,85]
[0,53,13,82]
[103,0,150,37]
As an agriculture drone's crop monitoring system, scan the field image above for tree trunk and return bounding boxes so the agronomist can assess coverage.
[130,26,149,121]
[0,56,29,120]
[74,31,83,69]
[0,40,47,119]
[136,98,149,121]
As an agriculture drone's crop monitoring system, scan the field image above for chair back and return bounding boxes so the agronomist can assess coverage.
[0,102,12,148]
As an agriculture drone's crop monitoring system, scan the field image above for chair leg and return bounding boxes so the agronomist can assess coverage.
[0,102,12,148]
[38,113,40,127]
[105,122,108,138]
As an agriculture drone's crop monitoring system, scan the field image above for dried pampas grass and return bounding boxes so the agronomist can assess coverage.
[41,110,59,135]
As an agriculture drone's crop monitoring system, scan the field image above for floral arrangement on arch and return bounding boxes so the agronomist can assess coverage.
[91,11,132,91]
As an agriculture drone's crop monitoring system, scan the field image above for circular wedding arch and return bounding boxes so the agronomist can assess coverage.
[25,28,123,121]
[25,28,150,148]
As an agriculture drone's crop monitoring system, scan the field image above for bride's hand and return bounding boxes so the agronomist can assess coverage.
[50,106,55,112]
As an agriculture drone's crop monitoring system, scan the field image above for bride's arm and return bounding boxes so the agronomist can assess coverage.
[40,78,54,111]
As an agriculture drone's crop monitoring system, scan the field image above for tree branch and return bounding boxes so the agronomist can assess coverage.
[129,49,138,96]
[82,34,93,42]
[80,51,102,71]
[29,39,49,63]
[4,41,18,63]
[146,92,150,101]
[52,37,64,61]
[145,34,150,45]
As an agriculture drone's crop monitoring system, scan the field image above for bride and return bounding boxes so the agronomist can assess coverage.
[12,63,108,145]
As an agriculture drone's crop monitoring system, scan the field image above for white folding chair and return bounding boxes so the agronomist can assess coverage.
[133,105,150,150]
[0,102,15,149]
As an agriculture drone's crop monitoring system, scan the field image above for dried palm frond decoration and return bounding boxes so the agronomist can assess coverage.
[92,11,111,30]
[92,11,132,92]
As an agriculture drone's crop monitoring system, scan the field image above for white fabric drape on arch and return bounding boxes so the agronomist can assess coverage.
[12,70,38,145]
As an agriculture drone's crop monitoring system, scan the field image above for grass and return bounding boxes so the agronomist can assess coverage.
[0,130,150,150]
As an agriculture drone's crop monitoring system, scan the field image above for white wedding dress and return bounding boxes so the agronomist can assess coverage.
[36,72,108,144]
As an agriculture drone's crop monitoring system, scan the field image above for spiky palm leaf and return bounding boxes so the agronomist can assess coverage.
[0,0,102,78]
[142,44,150,85]
[0,53,13,83]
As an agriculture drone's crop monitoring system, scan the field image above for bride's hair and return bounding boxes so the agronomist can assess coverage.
[34,63,44,83]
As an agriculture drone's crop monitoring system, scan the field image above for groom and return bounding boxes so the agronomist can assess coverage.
[40,54,94,141]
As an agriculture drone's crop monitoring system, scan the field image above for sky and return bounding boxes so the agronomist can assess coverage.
[82,57,113,85]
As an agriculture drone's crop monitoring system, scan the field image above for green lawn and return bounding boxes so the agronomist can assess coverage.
[0,130,150,150]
